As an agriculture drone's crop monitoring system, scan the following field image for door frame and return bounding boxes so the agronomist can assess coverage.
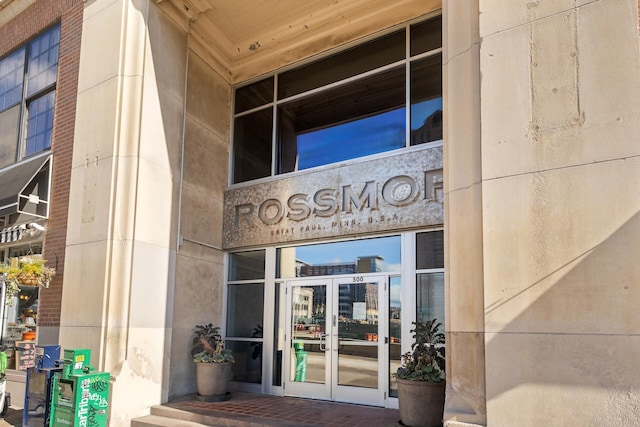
[283,273,389,407]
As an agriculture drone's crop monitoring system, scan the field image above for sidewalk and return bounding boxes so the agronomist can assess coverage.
[0,407,22,426]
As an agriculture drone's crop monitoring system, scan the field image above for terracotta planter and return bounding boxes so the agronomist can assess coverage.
[397,378,445,427]
[195,362,233,397]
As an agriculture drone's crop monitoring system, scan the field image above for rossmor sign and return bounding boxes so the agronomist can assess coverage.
[222,146,443,249]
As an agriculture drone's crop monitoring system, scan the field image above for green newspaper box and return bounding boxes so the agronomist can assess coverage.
[50,349,110,426]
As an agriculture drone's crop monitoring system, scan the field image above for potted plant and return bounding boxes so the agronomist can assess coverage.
[394,319,446,427]
[192,323,234,400]
[0,257,55,307]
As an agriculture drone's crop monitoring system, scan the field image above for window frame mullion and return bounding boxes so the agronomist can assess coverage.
[271,74,278,177]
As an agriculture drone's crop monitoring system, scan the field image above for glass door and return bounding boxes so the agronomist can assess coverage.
[332,276,385,405]
[285,275,387,406]
[286,279,332,400]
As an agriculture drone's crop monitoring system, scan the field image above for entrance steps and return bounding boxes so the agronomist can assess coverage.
[131,413,208,427]
[131,392,401,426]
[131,403,302,427]
[131,405,211,427]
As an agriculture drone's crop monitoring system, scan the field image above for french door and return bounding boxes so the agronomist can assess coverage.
[284,274,387,406]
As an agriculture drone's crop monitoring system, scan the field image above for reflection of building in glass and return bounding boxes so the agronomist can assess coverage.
[298,255,383,277]
[297,255,383,321]
[357,256,383,274]
[365,283,379,322]
[338,283,378,322]
[338,286,353,319]
[411,109,443,144]
[293,255,384,322]
[299,261,356,276]
[292,287,314,320]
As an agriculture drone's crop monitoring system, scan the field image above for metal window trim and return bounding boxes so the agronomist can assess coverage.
[0,152,52,219]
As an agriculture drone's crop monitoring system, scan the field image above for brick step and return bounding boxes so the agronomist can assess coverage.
[131,404,304,427]
[131,414,209,427]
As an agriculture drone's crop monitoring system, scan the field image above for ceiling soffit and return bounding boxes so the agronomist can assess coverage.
[154,0,441,84]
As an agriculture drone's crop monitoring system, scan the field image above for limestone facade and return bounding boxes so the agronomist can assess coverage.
[0,0,638,425]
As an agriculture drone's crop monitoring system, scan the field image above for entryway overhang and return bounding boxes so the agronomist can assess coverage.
[153,0,441,84]
[0,153,52,219]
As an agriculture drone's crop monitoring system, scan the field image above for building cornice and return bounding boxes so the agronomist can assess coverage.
[155,0,441,84]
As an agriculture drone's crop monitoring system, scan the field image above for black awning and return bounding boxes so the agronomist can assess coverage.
[0,154,51,218]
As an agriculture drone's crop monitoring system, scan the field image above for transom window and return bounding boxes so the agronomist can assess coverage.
[0,24,60,169]
[232,15,442,184]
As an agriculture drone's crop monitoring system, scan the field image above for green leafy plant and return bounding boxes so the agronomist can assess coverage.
[394,319,445,382]
[250,324,263,360]
[191,323,235,363]
[0,257,55,307]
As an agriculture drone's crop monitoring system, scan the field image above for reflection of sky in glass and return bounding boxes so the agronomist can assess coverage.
[26,91,55,155]
[27,25,60,97]
[390,276,402,308]
[411,98,442,130]
[295,236,401,272]
[297,108,405,170]
[0,48,25,111]
[295,97,443,171]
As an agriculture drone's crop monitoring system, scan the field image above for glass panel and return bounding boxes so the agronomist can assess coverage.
[273,282,283,386]
[27,25,60,97]
[25,90,55,155]
[0,48,25,112]
[389,276,401,398]
[410,16,442,56]
[337,282,378,388]
[8,244,42,258]
[226,283,264,337]
[277,236,401,278]
[410,55,443,145]
[0,105,20,168]
[278,66,405,173]
[234,77,273,114]
[278,30,405,99]
[226,340,262,383]
[290,284,327,384]
[232,108,272,183]
[2,284,39,352]
[416,231,444,269]
[0,248,42,349]
[416,272,444,326]
[228,250,265,281]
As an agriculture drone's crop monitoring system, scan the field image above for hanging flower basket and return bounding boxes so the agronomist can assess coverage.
[0,257,56,306]
[17,272,40,287]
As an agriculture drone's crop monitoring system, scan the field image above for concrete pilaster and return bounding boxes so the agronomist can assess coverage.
[60,0,187,424]
[443,1,486,425]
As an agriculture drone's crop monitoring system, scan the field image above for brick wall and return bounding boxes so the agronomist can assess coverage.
[0,0,83,328]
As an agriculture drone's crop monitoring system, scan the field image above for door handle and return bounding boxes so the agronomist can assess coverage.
[319,334,328,351]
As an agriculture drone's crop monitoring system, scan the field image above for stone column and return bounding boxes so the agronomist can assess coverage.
[443,1,486,426]
[59,0,187,423]
[480,0,640,425]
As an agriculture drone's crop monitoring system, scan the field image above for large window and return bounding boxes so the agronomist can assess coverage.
[232,15,442,184]
[0,24,60,170]
[226,250,266,384]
